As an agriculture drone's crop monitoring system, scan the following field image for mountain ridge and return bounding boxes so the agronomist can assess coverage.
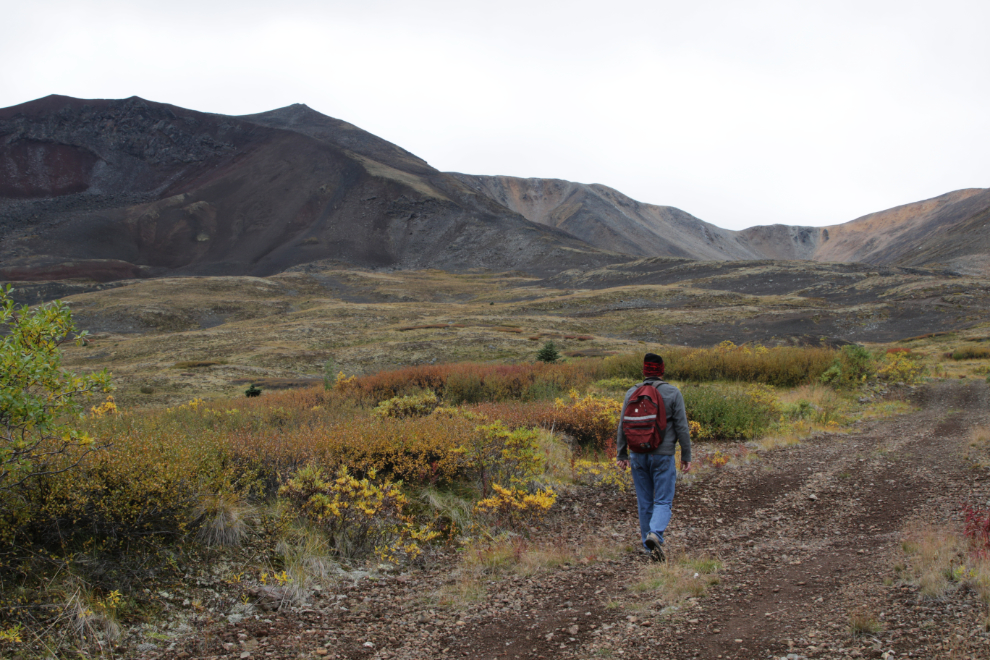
[0,95,619,281]
[2,94,987,281]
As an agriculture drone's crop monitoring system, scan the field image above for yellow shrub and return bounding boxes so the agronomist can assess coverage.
[373,391,440,418]
[573,458,632,492]
[279,465,437,560]
[473,484,556,531]
[551,391,621,455]
[89,396,119,418]
[462,422,545,494]
[877,353,927,384]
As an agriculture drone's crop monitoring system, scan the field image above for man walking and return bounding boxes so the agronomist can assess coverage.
[615,353,692,562]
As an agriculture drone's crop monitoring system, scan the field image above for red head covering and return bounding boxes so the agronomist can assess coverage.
[643,353,664,378]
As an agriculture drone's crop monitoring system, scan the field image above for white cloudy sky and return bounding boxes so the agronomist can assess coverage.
[3,0,987,230]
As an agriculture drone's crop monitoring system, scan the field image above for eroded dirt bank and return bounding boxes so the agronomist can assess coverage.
[166,381,990,660]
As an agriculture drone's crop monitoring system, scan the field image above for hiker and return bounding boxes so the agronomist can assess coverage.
[615,353,692,562]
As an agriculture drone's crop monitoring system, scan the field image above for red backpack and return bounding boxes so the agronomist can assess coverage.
[621,383,667,453]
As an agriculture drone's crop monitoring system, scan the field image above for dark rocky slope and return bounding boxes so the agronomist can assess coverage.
[0,96,618,281]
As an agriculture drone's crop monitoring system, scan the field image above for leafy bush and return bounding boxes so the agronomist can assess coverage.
[951,345,990,360]
[593,343,835,386]
[473,484,557,531]
[550,391,622,455]
[462,422,545,495]
[662,341,835,386]
[683,384,779,440]
[279,464,436,560]
[877,352,927,384]
[373,391,440,418]
[0,286,113,499]
[592,377,638,391]
[820,344,876,387]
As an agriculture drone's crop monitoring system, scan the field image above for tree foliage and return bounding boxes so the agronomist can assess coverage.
[536,340,561,364]
[0,285,112,494]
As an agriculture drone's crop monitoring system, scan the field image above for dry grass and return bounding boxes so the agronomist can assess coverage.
[51,264,981,405]
[898,523,990,601]
[630,551,722,604]
[966,424,990,468]
[434,536,624,609]
[192,491,254,547]
[847,609,882,636]
[277,521,341,597]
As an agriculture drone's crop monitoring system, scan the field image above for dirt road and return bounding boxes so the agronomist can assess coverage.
[172,381,990,660]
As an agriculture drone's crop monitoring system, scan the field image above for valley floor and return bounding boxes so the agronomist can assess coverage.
[158,381,989,660]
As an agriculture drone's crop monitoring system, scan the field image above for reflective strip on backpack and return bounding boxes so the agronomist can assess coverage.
[624,415,657,421]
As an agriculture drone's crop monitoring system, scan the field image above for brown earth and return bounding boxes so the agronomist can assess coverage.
[149,380,990,660]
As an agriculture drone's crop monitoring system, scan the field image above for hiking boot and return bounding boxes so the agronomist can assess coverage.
[645,532,665,563]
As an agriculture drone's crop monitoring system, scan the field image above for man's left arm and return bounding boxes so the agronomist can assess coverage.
[672,390,692,471]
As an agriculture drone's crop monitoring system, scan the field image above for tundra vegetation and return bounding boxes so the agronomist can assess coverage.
[2,286,990,658]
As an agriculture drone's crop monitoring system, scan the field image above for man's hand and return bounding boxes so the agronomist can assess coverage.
[615,459,629,471]
[681,461,692,473]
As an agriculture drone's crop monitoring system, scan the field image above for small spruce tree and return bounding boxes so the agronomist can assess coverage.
[536,340,561,364]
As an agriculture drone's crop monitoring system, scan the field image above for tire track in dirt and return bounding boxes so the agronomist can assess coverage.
[662,381,990,660]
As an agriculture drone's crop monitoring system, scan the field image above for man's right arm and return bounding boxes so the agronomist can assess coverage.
[615,387,634,463]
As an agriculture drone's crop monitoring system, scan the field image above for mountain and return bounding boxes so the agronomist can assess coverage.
[0,95,618,281]
[453,174,990,274]
[2,94,987,283]
[448,174,763,260]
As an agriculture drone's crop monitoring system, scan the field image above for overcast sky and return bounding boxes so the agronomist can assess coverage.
[3,0,987,230]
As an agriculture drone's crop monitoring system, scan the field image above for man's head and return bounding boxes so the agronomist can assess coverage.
[643,352,664,378]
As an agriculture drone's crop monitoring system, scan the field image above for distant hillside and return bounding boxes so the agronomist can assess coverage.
[0,95,617,281]
[455,174,990,274]
[2,94,987,283]
[448,174,763,260]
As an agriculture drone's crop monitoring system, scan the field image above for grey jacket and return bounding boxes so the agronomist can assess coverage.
[616,378,691,462]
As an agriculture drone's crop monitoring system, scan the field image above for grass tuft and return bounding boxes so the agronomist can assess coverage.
[631,551,722,603]
[847,609,881,636]
[192,491,254,547]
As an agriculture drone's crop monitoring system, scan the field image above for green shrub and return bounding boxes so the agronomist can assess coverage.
[663,342,835,386]
[0,285,113,543]
[820,344,876,387]
[950,345,990,360]
[593,377,638,391]
[683,384,779,440]
[444,370,487,404]
[781,399,815,420]
[595,353,643,380]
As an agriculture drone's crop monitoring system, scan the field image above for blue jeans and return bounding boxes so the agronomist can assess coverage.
[630,452,676,550]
